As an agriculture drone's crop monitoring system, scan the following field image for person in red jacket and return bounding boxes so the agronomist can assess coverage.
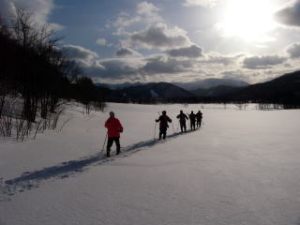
[105,111,123,157]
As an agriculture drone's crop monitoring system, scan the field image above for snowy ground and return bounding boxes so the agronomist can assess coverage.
[1,103,300,225]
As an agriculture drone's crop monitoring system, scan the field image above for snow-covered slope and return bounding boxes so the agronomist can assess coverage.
[1,103,300,225]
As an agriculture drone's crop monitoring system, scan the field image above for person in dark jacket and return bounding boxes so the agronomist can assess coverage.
[155,110,172,140]
[105,111,123,157]
[176,110,188,132]
[196,110,203,128]
[189,111,196,130]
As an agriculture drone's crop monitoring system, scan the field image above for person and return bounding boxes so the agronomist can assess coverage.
[189,111,196,130]
[155,110,172,140]
[176,110,188,132]
[196,110,203,128]
[104,111,123,157]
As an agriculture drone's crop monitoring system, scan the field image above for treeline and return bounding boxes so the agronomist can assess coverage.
[0,10,105,139]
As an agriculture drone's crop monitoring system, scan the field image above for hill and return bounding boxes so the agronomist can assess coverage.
[192,85,242,97]
[106,82,196,103]
[100,71,300,107]
[228,71,300,106]
[175,78,249,90]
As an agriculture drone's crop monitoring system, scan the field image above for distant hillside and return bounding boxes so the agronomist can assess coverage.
[106,82,196,103]
[101,71,300,107]
[175,78,249,90]
[192,85,242,97]
[100,78,249,91]
[228,71,300,106]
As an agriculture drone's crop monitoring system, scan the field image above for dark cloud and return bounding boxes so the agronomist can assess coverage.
[142,56,192,74]
[116,47,141,57]
[61,45,98,63]
[204,54,242,65]
[243,55,287,69]
[85,55,194,80]
[286,43,300,58]
[275,1,300,27]
[129,23,191,50]
[166,45,203,58]
[81,58,144,80]
[60,45,180,80]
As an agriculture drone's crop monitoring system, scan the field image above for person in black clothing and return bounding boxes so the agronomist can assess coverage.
[176,110,188,132]
[196,110,203,128]
[155,110,172,140]
[189,111,196,130]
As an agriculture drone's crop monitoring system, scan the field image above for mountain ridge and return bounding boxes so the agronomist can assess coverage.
[100,71,300,106]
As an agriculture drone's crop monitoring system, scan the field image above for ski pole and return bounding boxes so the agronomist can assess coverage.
[153,122,157,140]
[101,133,108,153]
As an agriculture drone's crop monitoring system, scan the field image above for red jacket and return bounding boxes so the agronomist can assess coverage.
[105,117,123,138]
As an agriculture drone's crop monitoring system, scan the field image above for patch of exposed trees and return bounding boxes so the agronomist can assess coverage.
[0,10,105,139]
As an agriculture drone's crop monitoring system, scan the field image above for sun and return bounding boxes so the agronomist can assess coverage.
[217,0,277,42]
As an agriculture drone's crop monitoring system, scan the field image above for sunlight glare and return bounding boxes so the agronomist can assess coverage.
[217,0,276,42]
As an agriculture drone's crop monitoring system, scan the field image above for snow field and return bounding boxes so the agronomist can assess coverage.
[1,103,300,225]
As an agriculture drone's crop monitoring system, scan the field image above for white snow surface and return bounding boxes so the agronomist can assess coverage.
[1,103,300,225]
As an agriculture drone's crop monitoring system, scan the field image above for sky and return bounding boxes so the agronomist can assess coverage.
[1,0,300,84]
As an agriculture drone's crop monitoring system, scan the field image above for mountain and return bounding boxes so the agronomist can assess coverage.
[101,71,300,106]
[100,78,249,91]
[192,85,242,97]
[228,71,300,105]
[106,82,196,103]
[175,78,249,90]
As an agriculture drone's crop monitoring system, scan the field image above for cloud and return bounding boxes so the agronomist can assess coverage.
[116,47,142,57]
[166,45,203,58]
[203,54,243,66]
[183,0,220,7]
[243,55,287,69]
[60,44,240,82]
[0,0,61,29]
[60,45,143,80]
[286,42,300,58]
[112,1,162,34]
[61,45,99,66]
[113,12,140,30]
[221,70,251,83]
[137,1,160,16]
[88,55,193,80]
[129,23,192,50]
[275,0,300,27]
[86,58,145,80]
[59,44,294,84]
[205,56,235,65]
[142,56,192,74]
[96,38,107,46]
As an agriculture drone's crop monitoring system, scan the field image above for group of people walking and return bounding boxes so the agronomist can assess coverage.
[104,109,203,157]
[176,110,203,132]
[156,110,203,140]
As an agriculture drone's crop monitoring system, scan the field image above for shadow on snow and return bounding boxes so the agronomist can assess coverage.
[0,128,200,199]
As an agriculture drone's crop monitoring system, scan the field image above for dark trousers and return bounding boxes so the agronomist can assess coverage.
[159,128,167,140]
[106,137,120,157]
[190,121,196,130]
[197,119,202,127]
[180,121,187,132]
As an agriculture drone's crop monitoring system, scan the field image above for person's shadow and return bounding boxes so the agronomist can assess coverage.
[0,128,200,199]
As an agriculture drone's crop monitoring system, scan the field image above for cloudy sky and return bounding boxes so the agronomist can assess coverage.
[1,0,300,84]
